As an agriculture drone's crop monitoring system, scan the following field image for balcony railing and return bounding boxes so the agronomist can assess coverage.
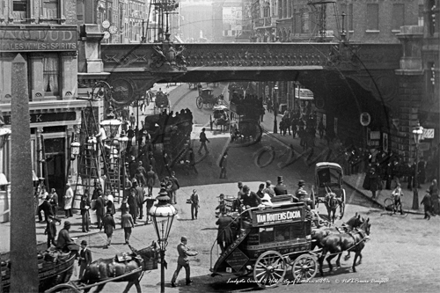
[254,17,272,29]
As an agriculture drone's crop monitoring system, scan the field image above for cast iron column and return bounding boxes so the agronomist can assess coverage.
[10,54,39,292]
[412,145,420,210]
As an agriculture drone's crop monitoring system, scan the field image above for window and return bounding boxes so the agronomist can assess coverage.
[301,9,309,33]
[418,4,424,27]
[274,226,290,241]
[43,54,59,96]
[41,0,58,20]
[340,3,354,31]
[366,4,379,31]
[392,4,404,31]
[428,0,436,36]
[259,227,274,244]
[290,222,304,238]
[13,0,27,22]
[427,62,436,93]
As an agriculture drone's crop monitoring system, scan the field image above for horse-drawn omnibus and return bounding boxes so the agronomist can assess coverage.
[210,199,318,288]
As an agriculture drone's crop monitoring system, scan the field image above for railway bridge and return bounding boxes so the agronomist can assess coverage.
[80,38,423,157]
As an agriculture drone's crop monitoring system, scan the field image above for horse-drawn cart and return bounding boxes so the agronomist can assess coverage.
[211,200,318,288]
[311,162,346,222]
[1,251,76,293]
[44,243,158,293]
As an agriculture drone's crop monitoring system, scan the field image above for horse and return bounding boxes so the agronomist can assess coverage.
[323,185,344,223]
[311,212,364,251]
[318,218,371,276]
[80,242,158,293]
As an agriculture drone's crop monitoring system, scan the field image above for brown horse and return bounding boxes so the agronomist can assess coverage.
[318,218,371,276]
[323,186,344,223]
[311,212,363,251]
[81,242,158,293]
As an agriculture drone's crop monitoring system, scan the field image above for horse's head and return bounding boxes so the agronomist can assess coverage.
[359,218,371,236]
[345,212,363,229]
[129,241,159,261]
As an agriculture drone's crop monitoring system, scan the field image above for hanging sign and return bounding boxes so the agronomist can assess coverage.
[360,112,371,126]
[422,128,435,139]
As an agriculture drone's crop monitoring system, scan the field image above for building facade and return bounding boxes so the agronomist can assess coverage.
[0,0,88,206]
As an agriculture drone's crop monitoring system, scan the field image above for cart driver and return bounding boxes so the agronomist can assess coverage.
[295,180,314,211]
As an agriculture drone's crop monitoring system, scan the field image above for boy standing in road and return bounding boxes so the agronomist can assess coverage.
[78,240,92,279]
[171,236,198,287]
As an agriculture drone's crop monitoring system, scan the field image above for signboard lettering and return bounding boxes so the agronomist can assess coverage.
[3,112,76,125]
[0,29,77,52]
[256,210,301,225]
[422,128,435,139]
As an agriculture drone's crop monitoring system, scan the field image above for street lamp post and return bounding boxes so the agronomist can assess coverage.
[149,191,178,293]
[412,124,424,210]
[273,83,278,134]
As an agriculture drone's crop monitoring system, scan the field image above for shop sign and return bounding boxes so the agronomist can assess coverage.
[0,29,77,52]
[255,209,301,225]
[422,128,435,139]
[3,112,76,125]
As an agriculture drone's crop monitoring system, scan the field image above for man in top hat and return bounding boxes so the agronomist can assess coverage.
[274,176,288,195]
[295,180,313,210]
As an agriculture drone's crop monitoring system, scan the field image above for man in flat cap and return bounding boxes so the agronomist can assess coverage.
[171,236,198,287]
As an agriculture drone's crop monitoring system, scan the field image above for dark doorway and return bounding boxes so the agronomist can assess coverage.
[43,138,66,208]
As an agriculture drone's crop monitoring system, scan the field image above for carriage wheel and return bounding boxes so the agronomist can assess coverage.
[253,251,286,288]
[44,283,81,293]
[196,96,203,109]
[384,198,394,211]
[291,254,318,283]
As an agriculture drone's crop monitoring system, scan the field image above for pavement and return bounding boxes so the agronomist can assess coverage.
[257,106,427,215]
[0,82,426,257]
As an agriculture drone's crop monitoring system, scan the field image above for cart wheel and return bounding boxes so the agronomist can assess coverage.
[384,198,394,211]
[253,251,286,288]
[291,254,318,283]
[196,96,203,109]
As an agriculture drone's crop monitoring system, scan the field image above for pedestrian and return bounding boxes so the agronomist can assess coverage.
[219,152,228,179]
[48,188,59,218]
[421,190,433,220]
[215,213,236,253]
[215,194,227,216]
[190,189,199,220]
[40,195,53,223]
[45,215,57,248]
[146,165,156,196]
[163,152,172,176]
[129,113,136,128]
[135,161,147,187]
[121,209,135,244]
[391,183,404,214]
[241,185,262,209]
[170,171,180,204]
[274,176,288,195]
[198,128,210,154]
[64,183,73,218]
[56,221,80,256]
[80,191,91,232]
[171,236,198,287]
[428,179,439,215]
[188,148,198,174]
[102,208,116,248]
[78,240,92,279]
[93,191,105,230]
[127,188,138,224]
[36,185,48,222]
[134,180,145,220]
[144,191,156,225]
[368,168,382,199]
[106,191,116,215]
[263,180,275,198]
[256,183,265,198]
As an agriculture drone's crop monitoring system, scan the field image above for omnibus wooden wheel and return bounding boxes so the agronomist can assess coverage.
[291,254,318,283]
[253,251,286,288]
